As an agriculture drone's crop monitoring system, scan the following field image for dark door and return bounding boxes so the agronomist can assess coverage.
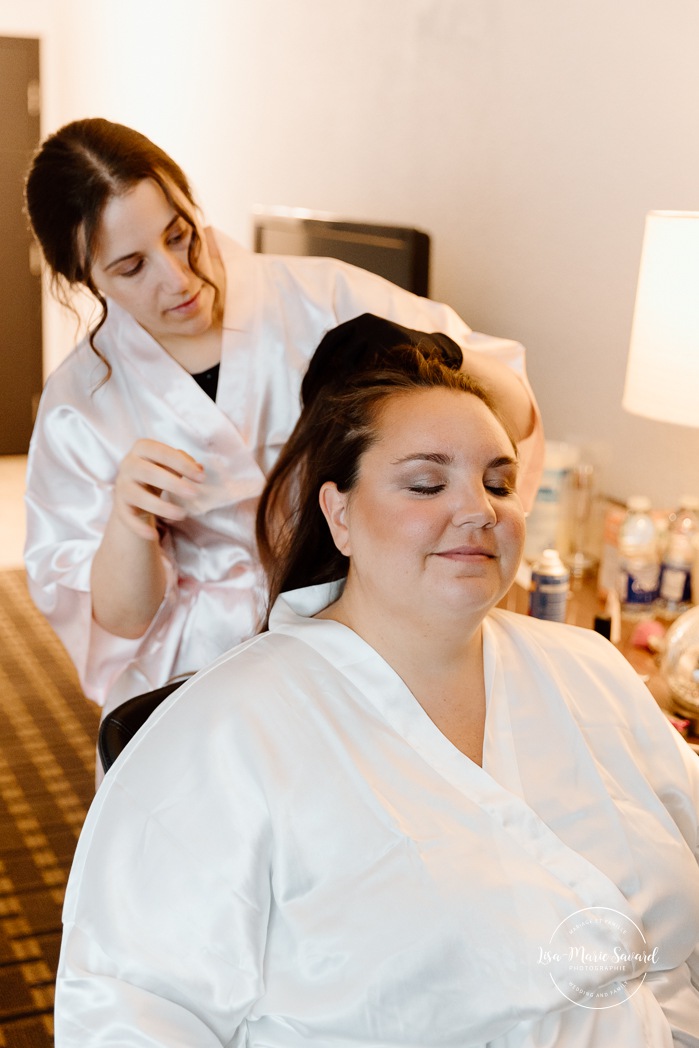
[0,36,42,454]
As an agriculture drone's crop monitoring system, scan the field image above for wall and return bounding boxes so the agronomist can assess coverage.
[2,0,698,507]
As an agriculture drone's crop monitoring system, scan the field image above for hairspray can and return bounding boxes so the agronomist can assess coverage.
[529,548,570,623]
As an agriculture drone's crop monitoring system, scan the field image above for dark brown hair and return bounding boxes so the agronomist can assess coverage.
[256,343,515,625]
[24,117,214,382]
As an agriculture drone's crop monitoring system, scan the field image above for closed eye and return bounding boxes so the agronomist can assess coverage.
[121,258,145,278]
[168,227,189,247]
[408,483,446,495]
[486,483,514,497]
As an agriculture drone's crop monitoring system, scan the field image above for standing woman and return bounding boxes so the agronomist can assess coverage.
[23,117,543,718]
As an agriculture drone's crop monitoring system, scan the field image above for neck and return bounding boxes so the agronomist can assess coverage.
[322,591,488,764]
[159,319,223,373]
[321,584,486,683]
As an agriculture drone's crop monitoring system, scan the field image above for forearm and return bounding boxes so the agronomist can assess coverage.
[331,266,536,444]
[91,510,168,639]
[459,346,535,444]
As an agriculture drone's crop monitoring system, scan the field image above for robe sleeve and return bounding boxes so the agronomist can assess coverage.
[24,398,183,706]
[326,262,544,511]
[54,673,272,1046]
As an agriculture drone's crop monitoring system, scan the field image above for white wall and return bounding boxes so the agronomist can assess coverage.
[3,0,698,507]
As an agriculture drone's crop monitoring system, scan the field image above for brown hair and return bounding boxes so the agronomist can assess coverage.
[24,117,215,383]
[256,342,515,625]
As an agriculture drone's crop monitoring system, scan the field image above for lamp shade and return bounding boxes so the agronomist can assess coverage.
[623,210,699,428]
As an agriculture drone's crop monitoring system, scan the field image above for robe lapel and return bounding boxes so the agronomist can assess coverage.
[104,294,266,513]
[278,609,644,927]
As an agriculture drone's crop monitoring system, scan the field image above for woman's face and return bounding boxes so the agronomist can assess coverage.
[320,387,526,629]
[90,178,219,346]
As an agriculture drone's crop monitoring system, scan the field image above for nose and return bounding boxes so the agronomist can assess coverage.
[157,249,190,294]
[451,484,498,529]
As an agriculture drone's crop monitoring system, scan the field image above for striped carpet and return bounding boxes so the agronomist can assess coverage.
[0,570,99,1047]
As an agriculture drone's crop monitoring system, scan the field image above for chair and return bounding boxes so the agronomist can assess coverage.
[98,676,191,773]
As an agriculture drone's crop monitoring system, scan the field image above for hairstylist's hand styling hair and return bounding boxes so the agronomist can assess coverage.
[300,313,463,408]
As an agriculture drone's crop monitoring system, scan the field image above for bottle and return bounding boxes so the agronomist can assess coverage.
[657,496,699,620]
[616,496,660,618]
[528,548,570,623]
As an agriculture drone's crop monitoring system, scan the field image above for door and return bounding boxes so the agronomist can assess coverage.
[0,36,42,454]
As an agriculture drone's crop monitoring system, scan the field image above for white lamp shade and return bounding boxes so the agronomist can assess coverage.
[623,210,699,428]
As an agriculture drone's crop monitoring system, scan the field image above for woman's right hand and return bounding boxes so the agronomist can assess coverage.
[113,439,205,541]
[90,441,205,639]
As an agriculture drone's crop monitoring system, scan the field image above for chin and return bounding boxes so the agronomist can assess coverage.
[171,311,214,337]
[424,588,493,620]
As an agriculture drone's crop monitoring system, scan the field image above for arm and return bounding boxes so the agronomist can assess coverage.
[327,261,544,506]
[458,342,535,444]
[90,439,205,638]
[25,402,203,704]
[55,670,271,1046]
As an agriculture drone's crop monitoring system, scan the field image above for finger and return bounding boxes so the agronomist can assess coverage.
[132,441,205,482]
[120,483,189,522]
[124,461,204,501]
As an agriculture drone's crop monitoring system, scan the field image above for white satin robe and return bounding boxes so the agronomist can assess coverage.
[55,583,699,1047]
[24,232,543,714]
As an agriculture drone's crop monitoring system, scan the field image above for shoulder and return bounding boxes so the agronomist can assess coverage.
[258,250,379,299]
[39,302,137,411]
[31,348,115,457]
[485,608,685,761]
[486,607,643,694]
[41,338,102,402]
[120,626,330,757]
[488,606,610,650]
[217,227,392,299]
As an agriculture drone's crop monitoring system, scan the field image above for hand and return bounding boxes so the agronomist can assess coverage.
[113,439,205,541]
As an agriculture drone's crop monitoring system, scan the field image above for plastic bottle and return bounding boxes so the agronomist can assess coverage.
[616,496,660,618]
[657,495,699,620]
[528,548,570,623]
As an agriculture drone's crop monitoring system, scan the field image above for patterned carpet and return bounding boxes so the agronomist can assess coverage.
[0,570,99,1047]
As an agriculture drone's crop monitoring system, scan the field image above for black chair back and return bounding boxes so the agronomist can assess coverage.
[98,677,190,773]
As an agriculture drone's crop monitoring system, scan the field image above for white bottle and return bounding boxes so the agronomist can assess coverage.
[528,548,570,623]
[657,495,699,620]
[616,496,659,618]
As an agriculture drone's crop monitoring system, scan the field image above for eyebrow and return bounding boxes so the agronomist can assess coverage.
[102,214,182,272]
[391,452,518,469]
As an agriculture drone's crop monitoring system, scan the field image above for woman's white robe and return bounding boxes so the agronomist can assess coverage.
[55,584,699,1046]
[24,234,543,713]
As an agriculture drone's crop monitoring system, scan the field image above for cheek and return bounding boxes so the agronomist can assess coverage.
[120,285,158,321]
[371,503,442,548]
[502,509,527,556]
[347,498,432,557]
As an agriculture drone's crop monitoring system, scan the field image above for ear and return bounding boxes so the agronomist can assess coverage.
[319,481,351,556]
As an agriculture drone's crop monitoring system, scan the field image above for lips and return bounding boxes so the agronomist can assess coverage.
[435,546,496,559]
[168,288,202,314]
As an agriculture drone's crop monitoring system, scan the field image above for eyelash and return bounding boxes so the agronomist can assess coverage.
[407,483,513,497]
[121,260,144,278]
[408,484,445,495]
[119,226,190,278]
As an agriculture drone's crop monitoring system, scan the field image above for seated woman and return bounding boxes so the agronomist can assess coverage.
[54,316,699,1047]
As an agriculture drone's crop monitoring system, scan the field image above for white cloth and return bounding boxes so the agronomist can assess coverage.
[24,232,543,714]
[55,583,699,1046]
